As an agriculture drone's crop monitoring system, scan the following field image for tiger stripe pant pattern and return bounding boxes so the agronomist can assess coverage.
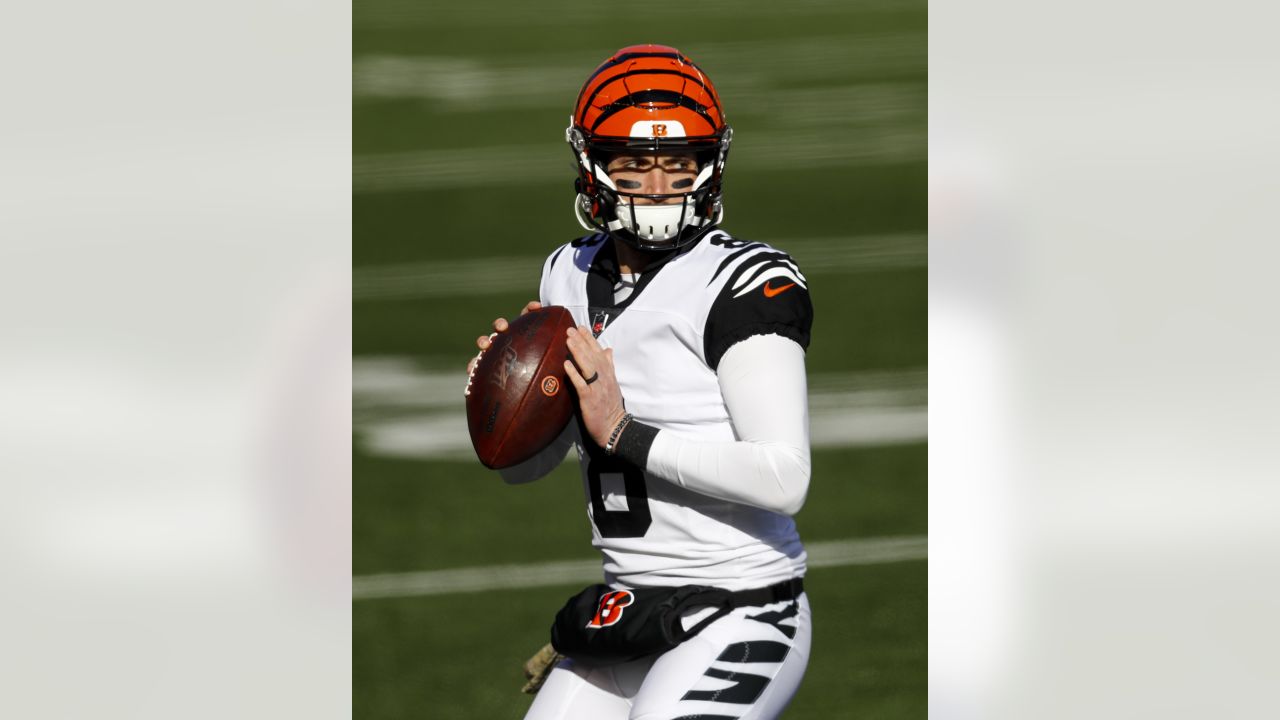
[523,594,812,720]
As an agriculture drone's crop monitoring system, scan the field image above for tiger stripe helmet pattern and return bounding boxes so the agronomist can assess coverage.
[566,45,733,251]
[573,45,727,141]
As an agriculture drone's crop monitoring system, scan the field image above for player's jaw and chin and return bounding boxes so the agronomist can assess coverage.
[596,153,712,255]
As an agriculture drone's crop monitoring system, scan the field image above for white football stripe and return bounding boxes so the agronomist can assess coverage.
[352,38,922,107]
[781,256,806,281]
[732,267,808,298]
[730,259,768,291]
[730,256,808,292]
[352,534,927,599]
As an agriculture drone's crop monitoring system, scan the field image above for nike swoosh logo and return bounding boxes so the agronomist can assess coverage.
[762,281,797,298]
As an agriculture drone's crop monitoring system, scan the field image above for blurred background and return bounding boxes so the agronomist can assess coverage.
[6,0,1280,717]
[352,0,927,717]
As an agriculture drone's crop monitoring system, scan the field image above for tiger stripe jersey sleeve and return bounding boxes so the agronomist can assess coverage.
[702,246,813,370]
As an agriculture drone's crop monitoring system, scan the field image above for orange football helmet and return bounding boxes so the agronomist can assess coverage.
[566,45,733,250]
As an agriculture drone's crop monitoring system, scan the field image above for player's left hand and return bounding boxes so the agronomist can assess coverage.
[563,326,627,448]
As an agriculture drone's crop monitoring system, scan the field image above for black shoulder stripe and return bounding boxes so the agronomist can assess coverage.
[724,252,806,294]
[707,243,767,286]
[547,244,568,273]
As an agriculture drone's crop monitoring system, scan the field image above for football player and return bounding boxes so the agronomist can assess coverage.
[468,45,813,720]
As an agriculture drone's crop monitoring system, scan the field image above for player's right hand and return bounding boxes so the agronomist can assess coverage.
[467,301,542,375]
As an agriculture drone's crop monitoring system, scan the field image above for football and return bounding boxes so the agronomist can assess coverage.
[466,306,577,469]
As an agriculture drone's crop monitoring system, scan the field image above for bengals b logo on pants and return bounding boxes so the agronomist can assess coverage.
[586,590,634,628]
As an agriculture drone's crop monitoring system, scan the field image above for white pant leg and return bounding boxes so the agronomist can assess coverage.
[523,656,636,720]
[629,594,812,720]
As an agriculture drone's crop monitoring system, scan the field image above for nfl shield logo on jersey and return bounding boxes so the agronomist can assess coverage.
[591,310,611,338]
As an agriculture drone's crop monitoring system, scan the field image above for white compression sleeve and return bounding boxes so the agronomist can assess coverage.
[645,333,811,515]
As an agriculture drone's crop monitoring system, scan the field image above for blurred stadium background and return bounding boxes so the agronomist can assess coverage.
[353,0,925,717]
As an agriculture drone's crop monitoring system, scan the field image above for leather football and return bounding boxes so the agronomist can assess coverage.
[466,306,577,469]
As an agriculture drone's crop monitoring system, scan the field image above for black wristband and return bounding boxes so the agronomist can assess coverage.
[614,419,659,470]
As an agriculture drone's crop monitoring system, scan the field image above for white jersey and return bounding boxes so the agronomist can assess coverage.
[538,228,813,591]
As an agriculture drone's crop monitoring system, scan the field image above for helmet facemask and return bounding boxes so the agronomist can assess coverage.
[567,45,732,251]
[569,126,731,252]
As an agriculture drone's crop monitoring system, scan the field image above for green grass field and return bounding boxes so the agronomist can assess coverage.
[354,1,926,716]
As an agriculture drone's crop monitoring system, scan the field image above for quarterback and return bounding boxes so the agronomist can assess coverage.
[468,45,814,720]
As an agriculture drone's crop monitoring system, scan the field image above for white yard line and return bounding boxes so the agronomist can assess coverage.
[352,33,923,116]
[354,361,926,461]
[358,1,910,27]
[356,406,926,462]
[353,535,926,600]
[354,51,923,116]
[352,233,925,302]
[352,40,925,193]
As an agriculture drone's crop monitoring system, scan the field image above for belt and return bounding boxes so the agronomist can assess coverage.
[727,577,804,607]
